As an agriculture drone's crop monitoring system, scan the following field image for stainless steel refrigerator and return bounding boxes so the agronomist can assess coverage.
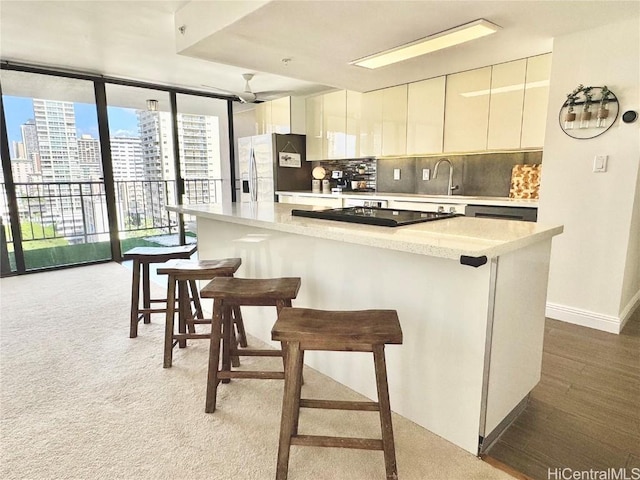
[238,133,311,202]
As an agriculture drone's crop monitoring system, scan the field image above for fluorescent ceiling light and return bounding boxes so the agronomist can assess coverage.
[351,19,501,69]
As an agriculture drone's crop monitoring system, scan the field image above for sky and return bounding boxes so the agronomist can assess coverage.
[3,96,140,147]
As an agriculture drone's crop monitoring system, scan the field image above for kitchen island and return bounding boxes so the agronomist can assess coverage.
[168,201,562,455]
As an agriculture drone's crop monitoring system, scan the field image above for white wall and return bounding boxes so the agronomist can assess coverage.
[538,17,640,333]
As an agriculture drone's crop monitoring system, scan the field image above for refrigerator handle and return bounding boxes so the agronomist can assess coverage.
[248,147,258,201]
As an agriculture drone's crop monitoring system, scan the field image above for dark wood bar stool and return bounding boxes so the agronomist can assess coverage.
[271,307,403,480]
[200,277,301,413]
[157,258,245,368]
[123,245,198,338]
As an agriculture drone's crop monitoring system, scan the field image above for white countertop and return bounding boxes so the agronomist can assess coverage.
[276,191,539,208]
[170,202,562,261]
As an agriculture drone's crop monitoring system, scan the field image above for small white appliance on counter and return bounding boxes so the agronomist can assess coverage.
[238,133,310,202]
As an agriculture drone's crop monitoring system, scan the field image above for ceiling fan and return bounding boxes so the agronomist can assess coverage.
[202,73,290,104]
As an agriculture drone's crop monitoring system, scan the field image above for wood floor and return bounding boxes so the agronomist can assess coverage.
[485,308,640,480]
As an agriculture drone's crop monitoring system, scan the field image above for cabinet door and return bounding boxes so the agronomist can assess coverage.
[255,103,270,135]
[287,195,342,208]
[305,95,323,161]
[521,53,551,148]
[323,90,347,159]
[487,59,527,150]
[346,91,361,158]
[270,97,291,134]
[382,85,408,156]
[360,90,383,157]
[444,67,491,152]
[406,76,445,155]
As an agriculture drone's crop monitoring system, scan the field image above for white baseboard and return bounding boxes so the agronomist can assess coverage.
[546,290,640,335]
[545,303,622,334]
[619,289,640,331]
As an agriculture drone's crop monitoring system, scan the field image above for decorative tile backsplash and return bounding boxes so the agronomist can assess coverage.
[311,152,543,197]
[376,151,543,197]
[313,158,377,191]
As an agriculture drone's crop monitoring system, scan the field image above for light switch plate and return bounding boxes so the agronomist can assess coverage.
[593,155,608,173]
[422,168,430,181]
[393,168,401,180]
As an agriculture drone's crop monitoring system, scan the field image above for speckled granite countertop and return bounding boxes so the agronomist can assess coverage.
[168,202,561,261]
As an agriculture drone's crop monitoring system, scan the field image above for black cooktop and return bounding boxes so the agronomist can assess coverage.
[291,206,459,227]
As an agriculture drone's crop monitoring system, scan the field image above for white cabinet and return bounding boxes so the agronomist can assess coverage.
[387,199,466,215]
[444,67,492,153]
[521,53,552,148]
[407,76,445,155]
[256,97,291,135]
[304,54,550,157]
[360,86,406,157]
[305,95,323,161]
[270,97,291,134]
[487,59,527,150]
[323,90,347,159]
[346,91,361,158]
[360,90,383,157]
[277,194,342,208]
[382,85,408,156]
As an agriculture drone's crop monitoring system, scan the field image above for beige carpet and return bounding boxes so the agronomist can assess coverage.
[0,262,514,480]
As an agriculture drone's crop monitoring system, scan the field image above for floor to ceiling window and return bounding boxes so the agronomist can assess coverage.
[1,70,110,272]
[0,66,233,275]
[176,93,232,230]
[104,84,183,253]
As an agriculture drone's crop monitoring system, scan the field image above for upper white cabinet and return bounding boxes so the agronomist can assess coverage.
[360,90,383,157]
[346,91,362,158]
[305,95,323,161]
[256,97,291,135]
[444,66,492,153]
[406,76,445,155]
[304,53,550,158]
[487,59,527,150]
[521,54,552,148]
[323,90,347,159]
[381,85,408,156]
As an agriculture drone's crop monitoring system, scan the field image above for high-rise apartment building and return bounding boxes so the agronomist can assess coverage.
[33,99,79,182]
[137,110,175,181]
[20,119,39,167]
[77,134,102,180]
[110,136,143,180]
[177,113,219,203]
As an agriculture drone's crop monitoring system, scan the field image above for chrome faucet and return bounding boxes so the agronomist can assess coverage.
[433,158,459,196]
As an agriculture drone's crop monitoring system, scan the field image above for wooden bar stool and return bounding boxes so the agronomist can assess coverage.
[271,307,403,480]
[123,244,197,338]
[200,277,302,413]
[157,258,245,368]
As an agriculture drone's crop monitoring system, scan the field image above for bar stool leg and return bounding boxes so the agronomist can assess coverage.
[233,306,248,348]
[163,275,178,368]
[177,280,188,348]
[142,262,151,324]
[373,344,398,480]
[188,279,204,320]
[276,341,303,480]
[292,349,304,436]
[205,299,224,413]
[221,303,234,380]
[129,259,141,338]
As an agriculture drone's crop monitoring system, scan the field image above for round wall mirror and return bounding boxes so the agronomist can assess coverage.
[559,86,619,139]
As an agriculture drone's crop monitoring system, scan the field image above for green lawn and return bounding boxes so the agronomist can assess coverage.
[3,230,196,272]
